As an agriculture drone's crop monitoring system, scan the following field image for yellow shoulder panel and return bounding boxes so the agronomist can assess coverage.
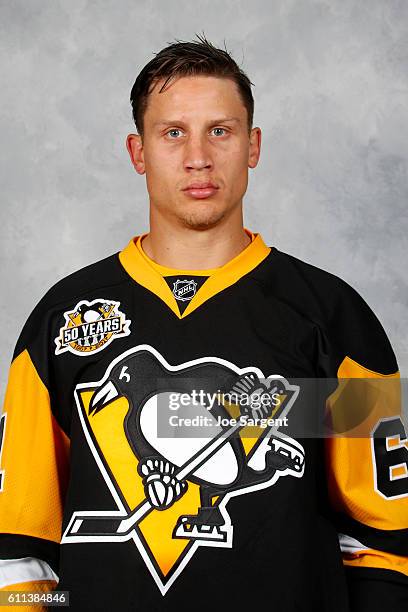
[0,350,70,543]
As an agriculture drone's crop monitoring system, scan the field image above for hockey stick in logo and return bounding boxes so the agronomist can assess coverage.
[62,374,300,541]
[63,420,245,539]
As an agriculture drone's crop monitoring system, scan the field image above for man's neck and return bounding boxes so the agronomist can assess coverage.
[141,221,252,271]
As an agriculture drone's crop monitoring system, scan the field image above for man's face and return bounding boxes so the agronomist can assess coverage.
[127,75,261,230]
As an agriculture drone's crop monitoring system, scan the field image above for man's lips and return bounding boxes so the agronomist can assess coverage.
[182,183,219,199]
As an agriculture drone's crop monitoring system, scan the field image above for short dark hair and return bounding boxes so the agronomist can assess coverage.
[130,32,254,138]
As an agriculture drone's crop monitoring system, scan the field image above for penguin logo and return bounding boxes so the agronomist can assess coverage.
[63,344,304,595]
[54,298,131,356]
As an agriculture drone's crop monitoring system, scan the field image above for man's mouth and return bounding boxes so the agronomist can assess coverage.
[182,182,219,199]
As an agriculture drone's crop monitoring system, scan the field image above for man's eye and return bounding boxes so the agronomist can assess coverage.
[166,129,182,138]
[212,127,226,136]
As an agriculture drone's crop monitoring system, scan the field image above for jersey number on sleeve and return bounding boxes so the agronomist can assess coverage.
[372,416,408,499]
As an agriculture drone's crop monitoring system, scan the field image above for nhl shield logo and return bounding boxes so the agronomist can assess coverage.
[172,279,197,302]
[54,298,131,356]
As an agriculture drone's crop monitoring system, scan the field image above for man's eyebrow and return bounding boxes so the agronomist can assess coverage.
[153,117,241,127]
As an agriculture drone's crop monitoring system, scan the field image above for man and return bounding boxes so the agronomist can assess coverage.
[0,34,407,611]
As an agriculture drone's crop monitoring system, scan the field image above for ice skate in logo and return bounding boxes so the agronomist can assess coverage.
[172,279,197,301]
[62,345,304,594]
[54,298,131,356]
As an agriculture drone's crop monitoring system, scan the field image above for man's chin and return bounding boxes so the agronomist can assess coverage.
[179,211,226,231]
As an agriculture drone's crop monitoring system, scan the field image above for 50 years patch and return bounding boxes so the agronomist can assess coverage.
[54,298,131,356]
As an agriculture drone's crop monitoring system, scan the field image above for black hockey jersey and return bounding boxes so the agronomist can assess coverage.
[0,228,407,611]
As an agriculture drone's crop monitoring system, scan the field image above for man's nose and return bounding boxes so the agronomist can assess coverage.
[183,135,213,170]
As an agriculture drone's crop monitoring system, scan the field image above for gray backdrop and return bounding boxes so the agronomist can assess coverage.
[1,0,407,402]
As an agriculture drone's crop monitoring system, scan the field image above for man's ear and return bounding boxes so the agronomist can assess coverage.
[248,127,261,169]
[126,133,145,175]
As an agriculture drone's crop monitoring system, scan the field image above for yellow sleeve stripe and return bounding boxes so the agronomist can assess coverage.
[343,548,408,577]
[0,349,70,543]
[0,578,57,591]
[0,579,57,612]
[325,356,407,531]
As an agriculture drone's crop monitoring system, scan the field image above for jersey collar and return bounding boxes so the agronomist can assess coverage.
[119,229,271,319]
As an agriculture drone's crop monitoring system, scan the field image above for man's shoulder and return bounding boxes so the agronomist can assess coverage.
[13,250,130,358]
[263,246,366,319]
[38,250,128,311]
[268,247,397,374]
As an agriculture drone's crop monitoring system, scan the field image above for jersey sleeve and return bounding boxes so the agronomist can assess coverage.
[0,296,70,610]
[323,281,408,610]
